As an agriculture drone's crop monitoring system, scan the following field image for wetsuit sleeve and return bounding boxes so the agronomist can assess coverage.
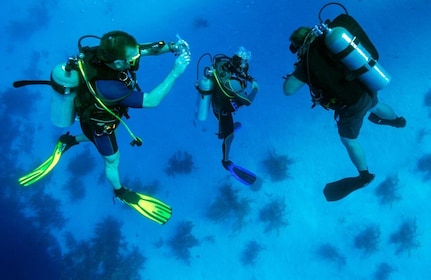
[139,41,175,56]
[96,80,144,108]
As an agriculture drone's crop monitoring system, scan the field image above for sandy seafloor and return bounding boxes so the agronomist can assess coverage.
[1,0,430,279]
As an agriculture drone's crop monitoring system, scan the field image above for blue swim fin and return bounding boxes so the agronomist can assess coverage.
[223,160,257,186]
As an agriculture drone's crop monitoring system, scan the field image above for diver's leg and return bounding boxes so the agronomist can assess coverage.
[218,113,234,164]
[368,102,406,127]
[103,150,122,190]
[222,133,234,162]
[369,102,397,119]
[340,136,368,172]
[75,134,90,143]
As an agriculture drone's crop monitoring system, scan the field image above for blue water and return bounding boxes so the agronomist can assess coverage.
[1,0,430,279]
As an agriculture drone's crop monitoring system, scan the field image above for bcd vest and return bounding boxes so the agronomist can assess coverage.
[304,14,379,109]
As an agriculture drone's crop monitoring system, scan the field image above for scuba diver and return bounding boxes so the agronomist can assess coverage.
[15,31,191,224]
[195,47,259,185]
[282,3,406,201]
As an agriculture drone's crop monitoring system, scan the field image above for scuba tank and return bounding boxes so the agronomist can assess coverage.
[195,68,213,121]
[324,26,391,91]
[195,54,214,121]
[307,2,391,93]
[50,59,80,127]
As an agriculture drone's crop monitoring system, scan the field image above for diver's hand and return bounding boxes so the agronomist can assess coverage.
[251,81,259,92]
[172,53,191,77]
[172,35,191,57]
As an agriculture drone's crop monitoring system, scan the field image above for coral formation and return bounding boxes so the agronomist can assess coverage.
[316,243,346,267]
[167,221,200,264]
[206,182,252,231]
[61,148,97,202]
[353,224,381,255]
[164,150,196,177]
[373,262,395,280]
[258,197,288,234]
[63,176,86,202]
[67,148,96,177]
[193,16,210,28]
[261,148,294,182]
[416,153,431,180]
[28,188,67,231]
[62,217,145,279]
[240,240,264,266]
[374,175,401,206]
[389,218,420,255]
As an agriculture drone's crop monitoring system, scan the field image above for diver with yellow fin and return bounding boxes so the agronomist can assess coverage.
[15,31,191,224]
[195,48,259,186]
[283,3,406,201]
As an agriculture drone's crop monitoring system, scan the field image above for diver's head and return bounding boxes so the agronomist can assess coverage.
[289,27,312,54]
[98,31,140,70]
[230,46,251,78]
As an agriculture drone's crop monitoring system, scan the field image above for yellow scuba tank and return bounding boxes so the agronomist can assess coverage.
[50,62,80,127]
[324,26,391,91]
[195,71,214,121]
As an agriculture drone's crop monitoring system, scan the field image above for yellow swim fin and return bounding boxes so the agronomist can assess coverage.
[115,187,172,225]
[18,132,78,187]
[18,141,65,187]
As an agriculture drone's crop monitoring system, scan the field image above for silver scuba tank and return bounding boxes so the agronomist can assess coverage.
[324,26,391,91]
[50,62,80,127]
[195,72,214,121]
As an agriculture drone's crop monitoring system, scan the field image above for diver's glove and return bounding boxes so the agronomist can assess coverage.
[251,80,259,92]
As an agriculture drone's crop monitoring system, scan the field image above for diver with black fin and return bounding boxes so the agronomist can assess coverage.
[282,2,406,201]
[195,48,259,186]
[15,31,191,224]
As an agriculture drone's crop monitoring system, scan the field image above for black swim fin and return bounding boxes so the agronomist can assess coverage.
[323,173,375,201]
[222,160,257,186]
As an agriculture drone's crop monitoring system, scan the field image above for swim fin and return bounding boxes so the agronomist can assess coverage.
[18,132,78,187]
[114,187,172,225]
[222,160,257,186]
[323,173,375,201]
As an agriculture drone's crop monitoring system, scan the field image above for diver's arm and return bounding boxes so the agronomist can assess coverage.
[235,80,259,106]
[247,80,259,102]
[139,41,175,56]
[140,37,190,56]
[142,53,190,108]
[283,74,305,96]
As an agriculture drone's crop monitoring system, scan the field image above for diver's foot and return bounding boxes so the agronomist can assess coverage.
[368,113,406,128]
[114,186,139,204]
[58,132,78,152]
[359,170,375,185]
[222,160,234,171]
